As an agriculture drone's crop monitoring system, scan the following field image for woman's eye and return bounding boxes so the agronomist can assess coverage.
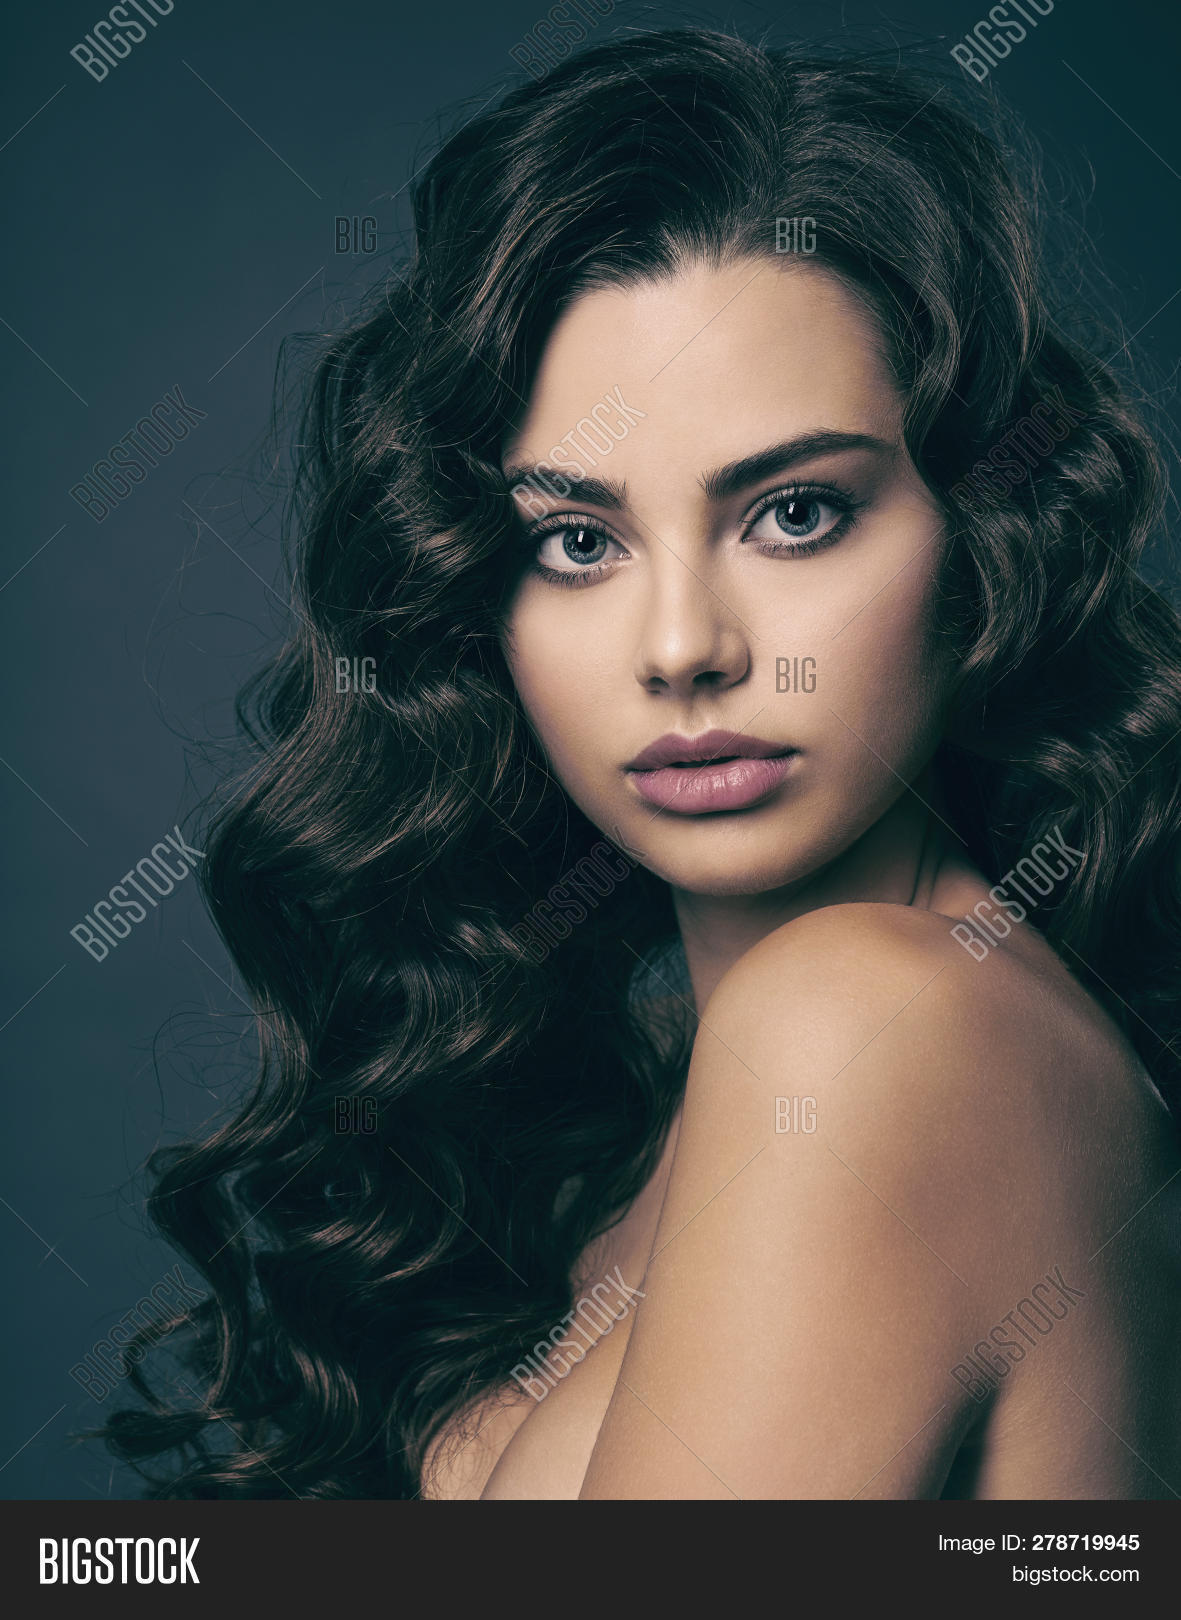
[534,525,624,574]
[745,494,845,547]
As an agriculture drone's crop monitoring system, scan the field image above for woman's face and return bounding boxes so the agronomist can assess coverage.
[500,256,956,898]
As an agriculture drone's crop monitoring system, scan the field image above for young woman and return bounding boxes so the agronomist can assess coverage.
[106,27,1181,1499]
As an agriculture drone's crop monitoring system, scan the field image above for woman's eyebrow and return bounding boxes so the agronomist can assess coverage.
[502,429,892,514]
[504,468,627,510]
[699,430,894,501]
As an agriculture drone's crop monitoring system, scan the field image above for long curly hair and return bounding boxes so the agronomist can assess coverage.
[102,26,1181,1497]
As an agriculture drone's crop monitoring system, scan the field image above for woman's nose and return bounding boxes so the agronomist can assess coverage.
[633,556,751,698]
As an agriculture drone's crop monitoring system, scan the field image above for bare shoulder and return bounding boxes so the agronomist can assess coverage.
[700,899,1042,1081]
[706,900,960,1000]
[690,900,1167,1240]
[705,897,1055,1029]
[701,898,1142,1098]
[581,907,1178,1496]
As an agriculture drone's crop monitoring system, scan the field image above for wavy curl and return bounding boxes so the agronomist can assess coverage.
[102,27,1181,1497]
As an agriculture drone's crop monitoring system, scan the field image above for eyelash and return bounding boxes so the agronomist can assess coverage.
[523,482,865,588]
[743,482,865,556]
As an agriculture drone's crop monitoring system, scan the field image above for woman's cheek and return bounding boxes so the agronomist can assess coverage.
[819,541,950,742]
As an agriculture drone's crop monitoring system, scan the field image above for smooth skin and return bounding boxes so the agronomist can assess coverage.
[422,256,1181,1499]
[502,256,956,1002]
[578,902,1179,1499]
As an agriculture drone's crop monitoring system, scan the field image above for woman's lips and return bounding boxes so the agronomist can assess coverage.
[627,752,797,814]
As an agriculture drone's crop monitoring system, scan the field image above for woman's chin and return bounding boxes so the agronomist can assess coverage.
[629,846,816,900]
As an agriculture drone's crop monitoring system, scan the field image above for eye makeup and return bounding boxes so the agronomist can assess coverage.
[517,480,867,587]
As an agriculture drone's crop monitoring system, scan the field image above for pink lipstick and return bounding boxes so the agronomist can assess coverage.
[624,729,798,815]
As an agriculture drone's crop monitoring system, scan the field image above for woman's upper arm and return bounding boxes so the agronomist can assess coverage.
[579,905,1038,1500]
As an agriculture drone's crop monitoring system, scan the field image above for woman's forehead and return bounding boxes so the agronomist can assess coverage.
[503,256,902,482]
